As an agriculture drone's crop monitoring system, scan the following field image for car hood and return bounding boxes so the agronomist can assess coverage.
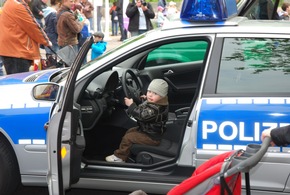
[0,69,61,85]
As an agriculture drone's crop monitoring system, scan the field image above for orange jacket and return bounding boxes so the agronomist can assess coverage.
[0,0,50,60]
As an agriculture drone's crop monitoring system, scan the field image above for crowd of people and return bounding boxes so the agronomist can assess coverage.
[0,0,183,75]
[0,0,107,75]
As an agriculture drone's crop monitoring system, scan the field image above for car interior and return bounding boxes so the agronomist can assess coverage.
[73,39,209,167]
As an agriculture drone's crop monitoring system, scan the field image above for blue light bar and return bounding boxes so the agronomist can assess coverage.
[180,0,237,22]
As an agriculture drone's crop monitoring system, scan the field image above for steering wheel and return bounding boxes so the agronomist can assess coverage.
[122,69,143,104]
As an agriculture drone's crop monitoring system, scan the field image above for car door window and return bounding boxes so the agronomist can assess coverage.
[217,37,290,93]
[144,41,208,68]
[140,40,209,111]
[243,0,279,20]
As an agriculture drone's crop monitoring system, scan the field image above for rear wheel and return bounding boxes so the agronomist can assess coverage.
[0,135,21,195]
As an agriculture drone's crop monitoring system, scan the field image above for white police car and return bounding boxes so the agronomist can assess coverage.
[0,0,289,195]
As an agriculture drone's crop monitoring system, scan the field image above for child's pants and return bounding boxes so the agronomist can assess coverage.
[114,127,160,161]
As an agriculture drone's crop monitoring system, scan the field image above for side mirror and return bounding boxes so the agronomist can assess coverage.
[33,83,60,101]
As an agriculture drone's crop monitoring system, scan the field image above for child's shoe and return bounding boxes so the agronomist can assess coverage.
[105,154,124,162]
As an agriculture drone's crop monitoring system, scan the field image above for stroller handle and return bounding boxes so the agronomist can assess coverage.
[224,136,271,177]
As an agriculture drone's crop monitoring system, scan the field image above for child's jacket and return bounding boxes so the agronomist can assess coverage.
[127,96,169,141]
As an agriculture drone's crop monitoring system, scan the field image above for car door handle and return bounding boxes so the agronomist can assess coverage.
[44,122,49,131]
[163,70,174,75]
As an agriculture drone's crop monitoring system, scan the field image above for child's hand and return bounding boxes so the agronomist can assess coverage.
[124,97,133,106]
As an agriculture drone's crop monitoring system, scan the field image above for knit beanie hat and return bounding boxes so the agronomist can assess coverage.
[93,32,105,39]
[147,79,168,97]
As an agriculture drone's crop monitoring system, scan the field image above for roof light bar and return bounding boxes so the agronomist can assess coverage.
[180,0,237,22]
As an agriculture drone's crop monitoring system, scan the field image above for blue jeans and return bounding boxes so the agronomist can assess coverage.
[112,21,118,36]
[118,14,126,41]
[36,18,43,28]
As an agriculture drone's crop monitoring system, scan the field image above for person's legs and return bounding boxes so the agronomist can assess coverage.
[114,21,118,36]
[36,18,43,28]
[113,127,160,161]
[111,20,114,35]
[45,46,52,55]
[78,37,86,50]
[97,16,102,32]
[3,57,31,74]
[78,38,87,64]
[118,15,126,41]
[52,44,59,53]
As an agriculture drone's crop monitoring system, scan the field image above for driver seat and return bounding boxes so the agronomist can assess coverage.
[130,108,188,165]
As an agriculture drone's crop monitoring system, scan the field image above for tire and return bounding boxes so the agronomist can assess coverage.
[0,135,21,195]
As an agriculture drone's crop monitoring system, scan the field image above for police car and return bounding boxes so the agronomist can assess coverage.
[0,0,288,195]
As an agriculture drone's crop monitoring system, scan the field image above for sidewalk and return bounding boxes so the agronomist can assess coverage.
[105,34,123,51]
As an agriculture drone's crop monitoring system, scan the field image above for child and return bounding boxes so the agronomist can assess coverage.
[167,1,179,21]
[157,6,166,27]
[106,79,169,163]
[91,32,107,60]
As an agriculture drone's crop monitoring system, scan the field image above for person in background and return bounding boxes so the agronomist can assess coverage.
[31,0,48,27]
[116,0,127,41]
[110,2,118,36]
[43,0,61,54]
[106,79,169,163]
[72,1,90,50]
[91,32,107,60]
[278,2,290,20]
[157,5,166,27]
[158,0,167,16]
[258,0,279,20]
[57,0,84,52]
[71,0,82,11]
[158,0,166,9]
[166,1,179,21]
[81,0,94,32]
[126,0,155,37]
[261,125,290,146]
[0,0,51,74]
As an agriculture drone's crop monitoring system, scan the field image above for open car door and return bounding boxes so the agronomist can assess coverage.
[47,38,93,195]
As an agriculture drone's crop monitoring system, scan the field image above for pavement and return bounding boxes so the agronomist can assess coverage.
[104,34,124,51]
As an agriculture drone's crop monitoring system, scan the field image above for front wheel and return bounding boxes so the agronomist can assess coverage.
[0,135,21,195]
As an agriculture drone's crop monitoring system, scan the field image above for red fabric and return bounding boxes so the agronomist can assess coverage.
[167,151,241,195]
